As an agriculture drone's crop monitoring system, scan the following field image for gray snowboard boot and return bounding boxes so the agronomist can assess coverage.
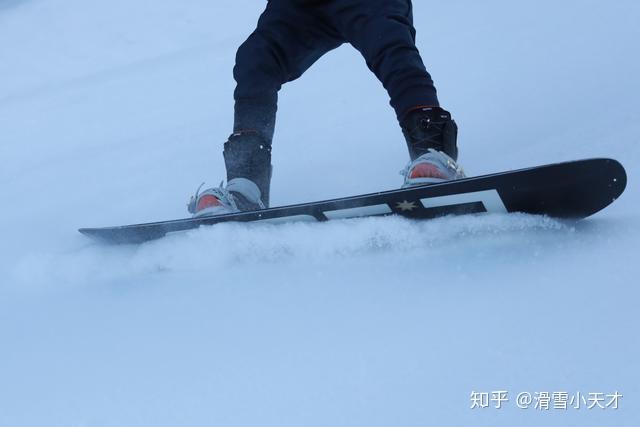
[188,131,272,217]
[187,178,266,218]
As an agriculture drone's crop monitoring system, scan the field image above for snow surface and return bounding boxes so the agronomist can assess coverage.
[1,0,639,425]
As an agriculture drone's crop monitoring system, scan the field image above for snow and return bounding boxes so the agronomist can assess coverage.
[1,0,639,425]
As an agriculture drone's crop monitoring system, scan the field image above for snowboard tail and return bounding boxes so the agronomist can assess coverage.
[79,158,627,244]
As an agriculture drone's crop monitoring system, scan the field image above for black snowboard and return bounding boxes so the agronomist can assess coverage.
[79,158,627,244]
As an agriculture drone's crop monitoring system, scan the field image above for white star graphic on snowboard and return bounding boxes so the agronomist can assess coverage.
[396,200,418,211]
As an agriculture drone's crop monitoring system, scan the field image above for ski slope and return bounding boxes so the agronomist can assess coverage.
[1,1,639,426]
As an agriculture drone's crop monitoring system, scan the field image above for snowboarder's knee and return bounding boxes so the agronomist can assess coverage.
[234,33,285,91]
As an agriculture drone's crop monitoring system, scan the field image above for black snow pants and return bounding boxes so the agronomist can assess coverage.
[233,0,440,142]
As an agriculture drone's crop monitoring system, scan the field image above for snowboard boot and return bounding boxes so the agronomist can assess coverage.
[223,130,273,209]
[400,106,465,186]
[188,131,272,217]
[187,178,266,218]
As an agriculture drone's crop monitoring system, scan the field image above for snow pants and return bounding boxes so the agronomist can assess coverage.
[233,0,440,142]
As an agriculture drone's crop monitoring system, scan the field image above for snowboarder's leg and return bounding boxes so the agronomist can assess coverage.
[230,1,342,206]
[234,2,340,138]
[328,0,464,183]
[328,0,439,122]
[191,1,343,216]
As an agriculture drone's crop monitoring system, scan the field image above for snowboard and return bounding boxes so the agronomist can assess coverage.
[79,158,627,244]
